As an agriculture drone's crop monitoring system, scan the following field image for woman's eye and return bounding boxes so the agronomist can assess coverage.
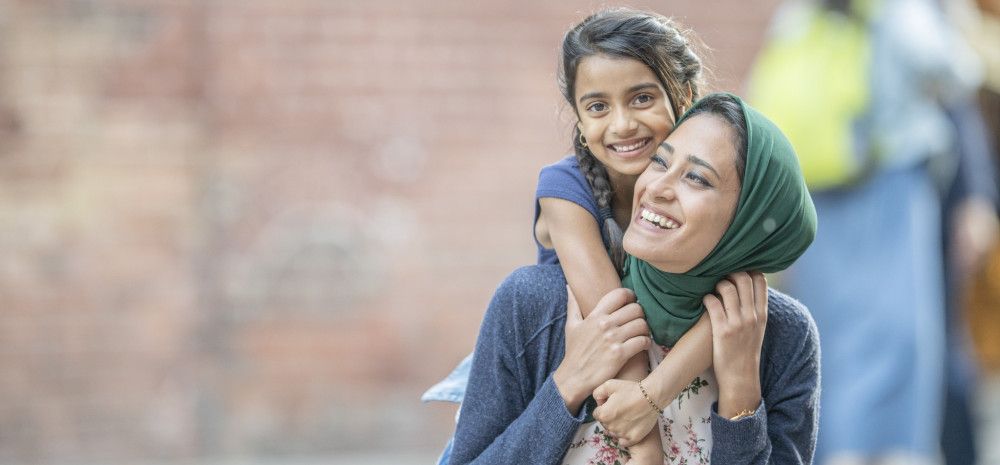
[687,172,712,187]
[651,155,668,169]
[634,94,653,105]
[586,102,607,113]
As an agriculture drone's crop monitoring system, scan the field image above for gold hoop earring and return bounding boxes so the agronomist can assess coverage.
[578,132,588,148]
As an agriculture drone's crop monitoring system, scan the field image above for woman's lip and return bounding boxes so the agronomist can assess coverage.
[605,137,652,159]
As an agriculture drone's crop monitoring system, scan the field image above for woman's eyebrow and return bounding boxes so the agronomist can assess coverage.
[578,82,660,104]
[660,142,721,180]
[688,154,721,180]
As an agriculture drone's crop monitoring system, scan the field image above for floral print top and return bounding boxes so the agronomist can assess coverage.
[562,345,717,465]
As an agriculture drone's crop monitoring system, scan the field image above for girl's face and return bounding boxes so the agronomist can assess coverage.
[574,54,677,180]
[623,114,741,273]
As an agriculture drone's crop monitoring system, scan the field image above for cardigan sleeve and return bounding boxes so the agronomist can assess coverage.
[708,291,821,464]
[448,266,587,465]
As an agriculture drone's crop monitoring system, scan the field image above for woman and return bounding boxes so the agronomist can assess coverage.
[448,93,819,464]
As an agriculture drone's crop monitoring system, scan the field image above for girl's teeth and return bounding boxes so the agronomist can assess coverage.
[613,140,646,152]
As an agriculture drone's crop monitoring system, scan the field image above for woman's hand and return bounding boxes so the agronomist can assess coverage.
[591,379,659,447]
[554,286,651,414]
[704,271,767,418]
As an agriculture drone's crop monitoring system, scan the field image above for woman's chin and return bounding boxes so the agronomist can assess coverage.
[623,234,691,274]
[623,235,661,267]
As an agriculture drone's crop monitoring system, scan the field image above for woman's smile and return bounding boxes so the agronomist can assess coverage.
[622,113,741,274]
[637,206,680,230]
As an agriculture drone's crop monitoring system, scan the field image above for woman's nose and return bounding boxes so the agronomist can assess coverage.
[649,173,678,201]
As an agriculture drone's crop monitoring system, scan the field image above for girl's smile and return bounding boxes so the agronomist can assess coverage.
[574,54,677,181]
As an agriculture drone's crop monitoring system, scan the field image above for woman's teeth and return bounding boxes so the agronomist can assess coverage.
[641,209,679,229]
[610,139,648,153]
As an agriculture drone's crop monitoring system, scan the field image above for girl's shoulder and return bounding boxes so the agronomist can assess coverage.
[537,155,595,204]
[538,155,585,184]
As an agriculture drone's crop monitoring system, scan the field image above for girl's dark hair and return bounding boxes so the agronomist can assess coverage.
[558,8,704,273]
[684,93,748,183]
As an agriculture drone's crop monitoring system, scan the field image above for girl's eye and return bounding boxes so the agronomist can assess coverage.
[586,102,608,113]
[634,94,654,105]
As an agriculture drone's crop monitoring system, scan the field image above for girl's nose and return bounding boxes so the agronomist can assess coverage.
[611,109,639,137]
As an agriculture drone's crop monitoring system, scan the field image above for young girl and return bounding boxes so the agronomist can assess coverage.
[427,8,716,465]
[537,9,715,465]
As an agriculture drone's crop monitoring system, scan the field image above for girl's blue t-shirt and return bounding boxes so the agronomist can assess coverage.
[534,155,607,264]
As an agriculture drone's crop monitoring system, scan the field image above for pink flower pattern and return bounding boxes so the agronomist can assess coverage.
[563,346,717,465]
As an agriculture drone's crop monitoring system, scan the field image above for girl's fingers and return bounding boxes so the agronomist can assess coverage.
[593,405,604,422]
[593,380,612,404]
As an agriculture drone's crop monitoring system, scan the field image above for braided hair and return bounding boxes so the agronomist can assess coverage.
[559,8,705,273]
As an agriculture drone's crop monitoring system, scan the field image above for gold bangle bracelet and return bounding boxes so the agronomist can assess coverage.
[636,380,664,416]
[729,407,757,421]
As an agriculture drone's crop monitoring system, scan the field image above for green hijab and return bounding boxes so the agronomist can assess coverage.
[621,93,817,346]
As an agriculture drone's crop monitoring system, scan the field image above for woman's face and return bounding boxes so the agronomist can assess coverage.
[623,113,741,273]
[574,54,677,180]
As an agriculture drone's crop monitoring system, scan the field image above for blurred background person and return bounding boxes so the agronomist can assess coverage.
[749,0,995,464]
[950,0,1000,463]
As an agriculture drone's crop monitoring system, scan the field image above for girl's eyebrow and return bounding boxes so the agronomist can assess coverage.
[577,82,660,104]
[660,142,721,180]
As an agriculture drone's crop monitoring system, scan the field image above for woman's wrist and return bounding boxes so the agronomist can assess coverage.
[553,365,591,414]
[716,375,761,418]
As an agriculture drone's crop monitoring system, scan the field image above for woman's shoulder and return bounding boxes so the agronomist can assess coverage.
[489,265,569,325]
[763,287,820,356]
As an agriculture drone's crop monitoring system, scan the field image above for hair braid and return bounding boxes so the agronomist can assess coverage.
[574,125,627,274]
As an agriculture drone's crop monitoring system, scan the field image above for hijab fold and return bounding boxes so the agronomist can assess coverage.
[622,93,818,346]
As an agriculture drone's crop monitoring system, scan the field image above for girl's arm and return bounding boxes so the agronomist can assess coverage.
[539,197,660,460]
[538,197,621,317]
[538,198,651,383]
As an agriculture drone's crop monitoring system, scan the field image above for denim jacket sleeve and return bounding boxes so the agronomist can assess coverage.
[709,290,821,464]
[448,266,587,465]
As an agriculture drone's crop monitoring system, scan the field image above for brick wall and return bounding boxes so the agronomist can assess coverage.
[0,0,780,461]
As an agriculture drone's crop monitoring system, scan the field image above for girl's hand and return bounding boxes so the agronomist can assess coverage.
[554,287,652,413]
[591,379,660,447]
[703,271,767,418]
